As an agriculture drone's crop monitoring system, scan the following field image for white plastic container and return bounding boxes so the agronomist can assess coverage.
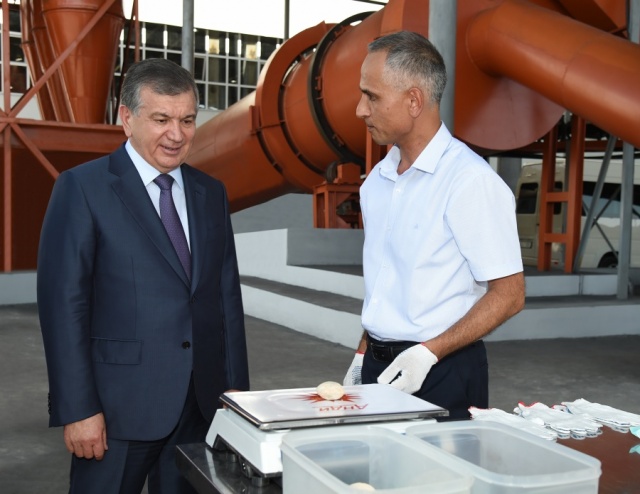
[406,421,601,494]
[280,425,473,493]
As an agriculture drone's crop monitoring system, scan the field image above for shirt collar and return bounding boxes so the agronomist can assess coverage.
[378,122,452,181]
[125,140,185,190]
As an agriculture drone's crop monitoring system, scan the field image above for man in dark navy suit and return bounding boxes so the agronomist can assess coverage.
[37,58,250,493]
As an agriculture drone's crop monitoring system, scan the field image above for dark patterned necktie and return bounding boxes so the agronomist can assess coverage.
[154,174,191,280]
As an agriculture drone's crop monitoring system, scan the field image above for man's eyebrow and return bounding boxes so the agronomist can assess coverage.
[149,111,196,119]
[361,88,375,98]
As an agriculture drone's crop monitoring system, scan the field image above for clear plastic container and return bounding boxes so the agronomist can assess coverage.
[281,425,473,493]
[406,421,601,494]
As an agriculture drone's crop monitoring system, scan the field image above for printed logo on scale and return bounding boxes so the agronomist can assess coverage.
[296,392,369,412]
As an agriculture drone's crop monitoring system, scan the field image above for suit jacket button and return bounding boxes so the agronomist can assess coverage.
[182,341,191,349]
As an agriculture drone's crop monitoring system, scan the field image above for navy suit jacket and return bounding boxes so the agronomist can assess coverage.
[37,144,250,441]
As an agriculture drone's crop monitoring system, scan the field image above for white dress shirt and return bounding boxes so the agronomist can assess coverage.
[125,140,191,249]
[360,123,523,342]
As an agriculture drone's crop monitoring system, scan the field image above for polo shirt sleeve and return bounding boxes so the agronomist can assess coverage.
[446,171,524,282]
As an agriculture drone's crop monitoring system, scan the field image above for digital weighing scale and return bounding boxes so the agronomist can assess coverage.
[206,384,447,484]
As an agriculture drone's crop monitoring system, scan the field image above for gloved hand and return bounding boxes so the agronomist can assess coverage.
[343,352,364,386]
[560,398,640,433]
[377,344,438,394]
[469,407,558,441]
[515,402,602,439]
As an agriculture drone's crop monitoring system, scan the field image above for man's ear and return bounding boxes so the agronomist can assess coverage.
[407,87,424,117]
[119,105,133,137]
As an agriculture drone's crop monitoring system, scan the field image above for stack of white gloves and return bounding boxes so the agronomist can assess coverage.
[559,398,640,433]
[470,399,640,441]
[469,403,601,440]
[514,402,602,439]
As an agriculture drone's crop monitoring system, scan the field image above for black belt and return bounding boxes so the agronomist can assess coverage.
[366,334,417,363]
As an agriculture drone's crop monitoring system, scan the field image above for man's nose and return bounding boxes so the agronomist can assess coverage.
[166,120,184,141]
[355,95,368,119]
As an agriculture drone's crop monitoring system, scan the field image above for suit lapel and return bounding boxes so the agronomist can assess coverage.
[109,146,191,288]
[182,165,207,295]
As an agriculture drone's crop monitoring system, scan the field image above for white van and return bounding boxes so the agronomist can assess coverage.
[515,159,640,269]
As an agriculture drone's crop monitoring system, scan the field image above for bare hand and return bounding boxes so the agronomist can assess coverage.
[63,412,108,460]
[221,389,242,409]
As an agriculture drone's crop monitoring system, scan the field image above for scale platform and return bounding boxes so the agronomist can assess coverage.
[206,384,447,481]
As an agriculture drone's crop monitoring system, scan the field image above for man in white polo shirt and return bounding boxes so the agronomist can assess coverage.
[343,31,525,419]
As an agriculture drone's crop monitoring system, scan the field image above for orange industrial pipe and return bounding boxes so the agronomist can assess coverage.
[465,0,640,151]
[191,0,614,212]
[188,0,434,212]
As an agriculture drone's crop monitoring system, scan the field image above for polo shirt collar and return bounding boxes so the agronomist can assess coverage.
[378,122,452,180]
[412,122,452,174]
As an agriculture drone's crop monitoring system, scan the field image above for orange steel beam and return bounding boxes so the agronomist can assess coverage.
[112,0,140,123]
[2,0,11,271]
[8,119,125,153]
[133,0,140,62]
[537,117,586,273]
[20,1,57,120]
[10,123,60,179]
[3,125,10,271]
[538,125,558,271]
[31,0,73,122]
[2,0,9,114]
[564,116,586,272]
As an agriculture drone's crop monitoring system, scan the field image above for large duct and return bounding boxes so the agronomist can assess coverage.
[189,0,640,213]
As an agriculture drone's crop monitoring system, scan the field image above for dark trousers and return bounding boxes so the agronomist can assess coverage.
[69,377,209,494]
[362,337,489,420]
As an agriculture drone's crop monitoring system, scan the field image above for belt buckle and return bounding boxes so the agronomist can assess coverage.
[370,344,392,362]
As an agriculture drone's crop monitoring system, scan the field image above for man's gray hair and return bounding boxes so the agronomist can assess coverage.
[368,31,447,105]
[120,58,199,115]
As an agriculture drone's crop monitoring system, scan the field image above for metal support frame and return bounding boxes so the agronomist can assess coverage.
[312,163,362,229]
[617,0,640,298]
[0,0,135,271]
[428,0,457,131]
[181,0,194,73]
[573,135,617,271]
[537,116,585,273]
[2,0,11,270]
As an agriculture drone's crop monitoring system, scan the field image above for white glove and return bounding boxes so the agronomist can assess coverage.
[516,402,602,439]
[377,344,438,394]
[469,407,558,441]
[560,398,640,433]
[343,352,364,386]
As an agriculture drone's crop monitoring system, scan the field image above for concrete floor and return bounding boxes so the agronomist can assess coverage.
[1,303,639,493]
